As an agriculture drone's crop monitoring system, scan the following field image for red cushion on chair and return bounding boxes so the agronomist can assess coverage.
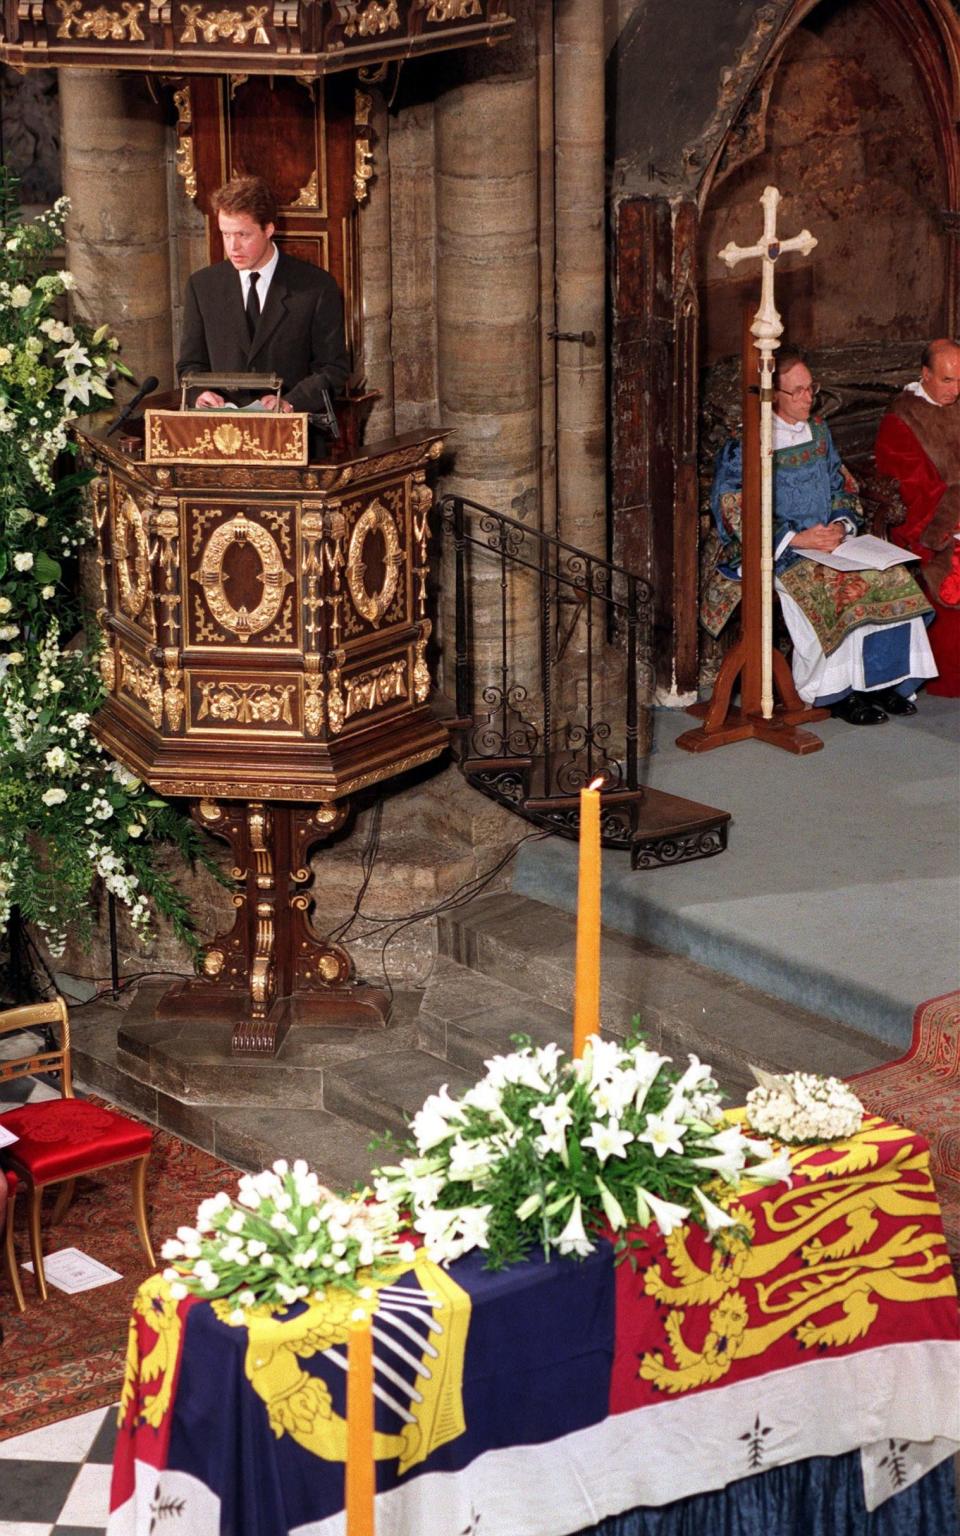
[0,1099,152,1184]
[3,1168,17,1198]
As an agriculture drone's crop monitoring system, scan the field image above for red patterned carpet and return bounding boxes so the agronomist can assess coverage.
[0,1120,239,1440]
[849,990,960,1274]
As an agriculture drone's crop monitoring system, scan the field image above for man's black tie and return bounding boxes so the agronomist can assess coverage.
[245,271,261,339]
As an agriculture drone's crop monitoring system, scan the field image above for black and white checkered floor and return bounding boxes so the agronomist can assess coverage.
[0,1403,117,1534]
[1,1032,117,1533]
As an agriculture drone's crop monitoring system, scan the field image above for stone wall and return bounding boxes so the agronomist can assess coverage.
[0,65,60,210]
[698,1,949,365]
[59,72,174,391]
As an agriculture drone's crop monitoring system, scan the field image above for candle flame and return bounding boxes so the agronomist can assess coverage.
[588,776,604,791]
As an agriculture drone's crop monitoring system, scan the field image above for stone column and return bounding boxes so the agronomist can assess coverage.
[58,71,173,389]
[435,75,539,516]
[359,88,395,442]
[389,101,439,434]
[536,0,558,539]
[435,73,540,721]
[554,0,606,558]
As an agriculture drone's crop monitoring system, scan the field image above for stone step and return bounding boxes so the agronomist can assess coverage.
[434,892,890,1093]
[315,770,522,986]
[323,1047,477,1137]
[63,887,894,1200]
[67,984,432,1191]
[417,958,572,1076]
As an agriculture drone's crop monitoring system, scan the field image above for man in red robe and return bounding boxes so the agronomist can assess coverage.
[874,339,960,696]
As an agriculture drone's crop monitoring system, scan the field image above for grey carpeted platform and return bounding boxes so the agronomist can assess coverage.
[513,696,959,1050]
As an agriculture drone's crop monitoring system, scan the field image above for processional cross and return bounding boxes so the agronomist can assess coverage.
[678,184,824,755]
[719,186,817,719]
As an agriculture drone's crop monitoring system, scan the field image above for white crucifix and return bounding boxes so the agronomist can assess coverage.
[718,185,817,720]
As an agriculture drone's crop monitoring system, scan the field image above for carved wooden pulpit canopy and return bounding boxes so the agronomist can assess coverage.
[79,413,450,1055]
[0,0,512,75]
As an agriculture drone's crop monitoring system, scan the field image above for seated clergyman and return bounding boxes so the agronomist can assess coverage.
[176,175,349,414]
[701,349,937,725]
[874,338,960,698]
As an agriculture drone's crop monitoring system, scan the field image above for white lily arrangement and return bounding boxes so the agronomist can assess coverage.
[745,1069,864,1145]
[371,1031,794,1269]
[161,1159,415,1319]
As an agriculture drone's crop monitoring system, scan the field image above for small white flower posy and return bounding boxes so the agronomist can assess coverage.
[744,1066,864,1145]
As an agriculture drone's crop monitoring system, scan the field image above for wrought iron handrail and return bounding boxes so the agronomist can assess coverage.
[438,493,656,844]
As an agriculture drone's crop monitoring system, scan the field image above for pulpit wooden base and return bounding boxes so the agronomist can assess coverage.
[155,979,390,1057]
[160,797,391,1057]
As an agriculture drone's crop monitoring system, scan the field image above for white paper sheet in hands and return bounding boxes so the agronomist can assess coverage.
[800,534,919,571]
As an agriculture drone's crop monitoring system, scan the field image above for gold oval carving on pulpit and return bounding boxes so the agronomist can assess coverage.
[347,500,402,627]
[114,494,150,620]
[195,511,293,642]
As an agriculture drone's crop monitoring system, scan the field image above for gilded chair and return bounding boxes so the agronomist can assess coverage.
[0,998,154,1301]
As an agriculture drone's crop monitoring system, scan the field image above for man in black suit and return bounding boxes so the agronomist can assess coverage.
[176,175,349,413]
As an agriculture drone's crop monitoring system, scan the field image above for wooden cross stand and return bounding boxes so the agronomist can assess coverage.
[678,185,828,754]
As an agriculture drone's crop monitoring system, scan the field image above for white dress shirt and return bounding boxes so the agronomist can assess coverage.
[239,242,279,314]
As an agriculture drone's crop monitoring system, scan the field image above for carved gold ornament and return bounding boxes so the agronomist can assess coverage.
[411,475,432,619]
[99,644,116,693]
[163,651,185,732]
[118,648,163,729]
[301,510,325,652]
[342,0,399,38]
[344,659,406,722]
[196,680,296,727]
[303,673,325,736]
[56,0,145,38]
[347,499,402,627]
[114,494,150,621]
[203,948,226,977]
[90,478,110,612]
[179,1,270,42]
[154,506,182,646]
[327,664,345,736]
[194,512,293,643]
[354,90,374,204]
[424,0,481,19]
[414,619,431,703]
[292,171,319,210]
[173,86,197,203]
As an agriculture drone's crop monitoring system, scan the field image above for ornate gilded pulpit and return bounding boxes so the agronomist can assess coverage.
[80,409,449,1054]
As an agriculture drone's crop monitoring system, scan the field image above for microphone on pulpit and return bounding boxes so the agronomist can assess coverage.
[104,375,159,437]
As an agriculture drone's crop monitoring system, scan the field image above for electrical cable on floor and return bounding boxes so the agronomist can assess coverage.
[348,827,552,1007]
[327,798,384,945]
[68,969,197,1007]
[3,821,549,1023]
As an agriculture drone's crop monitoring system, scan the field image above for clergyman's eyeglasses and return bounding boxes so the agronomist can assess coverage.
[776,381,818,399]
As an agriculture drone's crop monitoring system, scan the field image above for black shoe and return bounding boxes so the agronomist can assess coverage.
[879,689,918,716]
[830,692,888,725]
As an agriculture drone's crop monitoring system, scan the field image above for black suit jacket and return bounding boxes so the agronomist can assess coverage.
[176,252,349,412]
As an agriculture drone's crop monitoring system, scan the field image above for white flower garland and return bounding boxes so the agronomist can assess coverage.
[745,1071,864,1144]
